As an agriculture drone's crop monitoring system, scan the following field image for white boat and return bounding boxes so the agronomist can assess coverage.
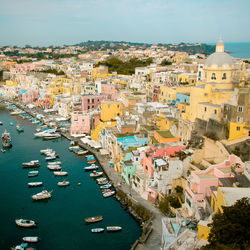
[106,226,122,232]
[45,156,57,161]
[28,182,43,187]
[32,190,52,200]
[48,161,61,165]
[15,219,36,228]
[100,183,112,189]
[90,171,103,178]
[57,180,70,186]
[22,160,40,167]
[28,170,39,177]
[103,191,115,198]
[69,145,80,151]
[22,236,39,243]
[91,228,104,233]
[47,165,62,171]
[42,131,61,139]
[34,129,56,137]
[54,171,68,176]
[40,148,53,154]
[84,164,99,171]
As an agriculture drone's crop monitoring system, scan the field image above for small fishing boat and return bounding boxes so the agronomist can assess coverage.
[69,145,80,151]
[96,178,108,185]
[15,219,36,228]
[48,161,61,165]
[0,121,3,125]
[57,180,70,186]
[28,171,39,177]
[32,190,52,200]
[22,160,40,168]
[85,215,103,224]
[54,171,68,176]
[1,148,6,153]
[45,156,57,161]
[22,236,39,243]
[2,129,12,148]
[84,164,98,172]
[47,165,61,171]
[91,228,104,233]
[100,183,112,189]
[86,155,96,164]
[106,226,122,232]
[90,171,103,178]
[9,122,14,126]
[103,191,115,198]
[76,150,88,155]
[16,124,24,132]
[40,148,53,154]
[28,182,43,187]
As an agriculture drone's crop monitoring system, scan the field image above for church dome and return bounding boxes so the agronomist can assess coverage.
[205,52,233,67]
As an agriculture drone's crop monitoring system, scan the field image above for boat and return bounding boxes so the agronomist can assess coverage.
[106,226,122,232]
[22,236,39,243]
[91,228,104,233]
[32,190,52,200]
[90,171,103,178]
[69,145,80,152]
[34,129,56,137]
[100,183,112,189]
[57,180,70,186]
[48,161,61,165]
[96,178,108,185]
[11,242,32,250]
[22,160,40,167]
[1,148,6,153]
[9,122,14,126]
[85,215,103,224]
[86,155,96,164]
[28,182,43,187]
[103,191,116,198]
[0,121,3,125]
[16,124,24,132]
[40,148,53,154]
[45,156,57,161]
[15,219,36,228]
[47,165,62,171]
[28,171,39,177]
[1,129,12,148]
[54,171,68,176]
[84,164,98,172]
[76,150,88,155]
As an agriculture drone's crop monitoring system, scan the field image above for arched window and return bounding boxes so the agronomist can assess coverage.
[211,73,216,80]
[222,73,227,80]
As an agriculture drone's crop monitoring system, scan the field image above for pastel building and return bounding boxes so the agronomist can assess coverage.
[81,94,106,111]
[70,112,90,136]
[96,81,118,100]
[175,93,190,106]
[184,154,244,217]
[121,152,136,184]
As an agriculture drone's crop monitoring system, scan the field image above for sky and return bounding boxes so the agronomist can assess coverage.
[0,0,250,46]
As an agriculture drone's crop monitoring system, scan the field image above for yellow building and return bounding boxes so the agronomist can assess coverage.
[197,102,222,122]
[159,86,176,104]
[5,80,18,87]
[91,66,109,81]
[228,122,250,141]
[172,51,188,63]
[91,101,123,141]
[155,114,177,130]
[177,73,197,85]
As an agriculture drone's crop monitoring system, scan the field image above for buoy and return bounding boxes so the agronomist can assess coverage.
[78,182,81,185]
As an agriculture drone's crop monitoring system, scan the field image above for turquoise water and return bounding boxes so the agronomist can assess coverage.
[208,42,250,59]
[0,108,141,249]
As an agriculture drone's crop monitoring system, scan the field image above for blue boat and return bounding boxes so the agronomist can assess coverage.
[16,124,24,132]
[86,155,96,163]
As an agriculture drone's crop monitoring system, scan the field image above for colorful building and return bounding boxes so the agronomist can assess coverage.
[70,112,90,136]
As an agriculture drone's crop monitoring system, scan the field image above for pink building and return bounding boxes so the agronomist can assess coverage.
[81,94,106,111]
[22,91,40,104]
[100,83,117,100]
[185,154,244,215]
[15,64,37,71]
[70,112,90,136]
[143,143,186,177]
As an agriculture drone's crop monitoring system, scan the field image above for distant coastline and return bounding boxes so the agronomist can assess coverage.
[208,42,250,59]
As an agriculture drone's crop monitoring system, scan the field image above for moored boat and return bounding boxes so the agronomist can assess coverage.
[106,226,122,232]
[91,228,104,233]
[32,190,52,200]
[57,180,70,186]
[84,164,98,171]
[103,191,115,198]
[22,236,39,243]
[47,165,62,171]
[54,171,68,176]
[90,171,103,178]
[15,219,36,228]
[48,161,61,165]
[100,183,112,189]
[16,124,24,132]
[22,160,40,168]
[28,182,43,187]
[28,171,39,177]
[45,156,57,161]
[85,215,103,224]
[1,129,12,148]
[96,178,108,185]
[40,148,53,154]
[86,155,96,164]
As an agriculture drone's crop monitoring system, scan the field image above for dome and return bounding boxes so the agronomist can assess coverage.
[205,52,233,67]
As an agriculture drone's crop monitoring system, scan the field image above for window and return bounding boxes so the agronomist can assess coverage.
[237,116,243,123]
[214,109,217,114]
[204,107,207,112]
[236,126,240,131]
[97,99,99,102]
[211,73,216,80]
[87,99,90,103]
[117,104,120,108]
[222,73,227,80]
[88,106,90,110]
[92,99,94,103]
[238,106,243,112]
[108,105,110,108]
[92,105,94,109]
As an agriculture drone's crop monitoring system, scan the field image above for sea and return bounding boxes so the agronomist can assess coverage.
[209,42,250,59]
[0,107,141,250]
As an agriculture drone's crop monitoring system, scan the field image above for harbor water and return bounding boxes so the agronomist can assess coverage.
[0,107,141,250]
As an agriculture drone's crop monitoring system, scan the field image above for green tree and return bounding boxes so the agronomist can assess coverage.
[206,198,250,249]
[175,186,183,195]
[159,196,169,213]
